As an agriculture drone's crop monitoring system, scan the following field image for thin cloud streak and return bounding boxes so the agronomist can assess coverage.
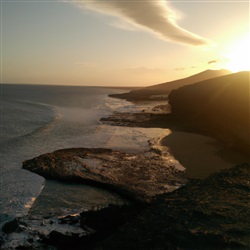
[71,0,209,46]
[208,60,218,64]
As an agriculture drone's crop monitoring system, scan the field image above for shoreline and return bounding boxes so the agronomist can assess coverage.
[101,109,249,178]
[160,130,249,179]
[1,98,249,249]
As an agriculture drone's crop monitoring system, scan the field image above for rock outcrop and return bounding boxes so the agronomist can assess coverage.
[2,164,250,249]
[0,204,143,250]
[100,112,170,128]
[23,148,186,203]
[96,163,250,250]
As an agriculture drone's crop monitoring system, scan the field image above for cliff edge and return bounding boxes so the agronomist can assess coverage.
[168,71,250,155]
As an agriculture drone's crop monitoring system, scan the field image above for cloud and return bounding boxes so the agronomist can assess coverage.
[110,19,139,31]
[208,60,218,64]
[71,0,209,46]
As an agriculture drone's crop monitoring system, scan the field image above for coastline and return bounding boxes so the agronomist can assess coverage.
[1,96,249,249]
[101,108,249,178]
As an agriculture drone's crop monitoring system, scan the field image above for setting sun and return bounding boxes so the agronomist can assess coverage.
[223,34,250,72]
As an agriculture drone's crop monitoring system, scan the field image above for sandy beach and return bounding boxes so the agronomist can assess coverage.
[161,130,249,179]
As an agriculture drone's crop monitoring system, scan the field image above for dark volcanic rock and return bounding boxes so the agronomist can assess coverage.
[47,230,80,248]
[23,148,186,203]
[3,162,250,250]
[0,204,143,250]
[96,163,250,250]
[2,218,19,234]
[1,213,87,249]
[168,71,250,155]
[100,112,170,128]
[80,204,142,232]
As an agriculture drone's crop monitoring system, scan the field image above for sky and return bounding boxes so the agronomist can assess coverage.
[0,0,249,86]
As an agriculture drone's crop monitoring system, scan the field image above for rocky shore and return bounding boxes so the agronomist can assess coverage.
[1,130,249,250]
[1,162,249,249]
[1,106,249,249]
[1,71,249,249]
[97,163,250,250]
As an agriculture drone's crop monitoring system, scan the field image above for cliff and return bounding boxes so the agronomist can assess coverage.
[168,71,250,155]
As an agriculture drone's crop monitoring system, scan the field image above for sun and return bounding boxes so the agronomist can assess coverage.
[223,34,250,72]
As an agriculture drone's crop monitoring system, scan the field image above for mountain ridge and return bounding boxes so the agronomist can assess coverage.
[109,69,231,101]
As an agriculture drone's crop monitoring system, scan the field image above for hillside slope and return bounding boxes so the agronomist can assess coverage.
[110,69,230,101]
[168,71,250,154]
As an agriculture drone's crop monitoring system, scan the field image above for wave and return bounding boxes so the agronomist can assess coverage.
[1,99,57,144]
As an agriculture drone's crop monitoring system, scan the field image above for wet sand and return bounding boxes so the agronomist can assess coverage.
[100,110,249,179]
[161,130,250,179]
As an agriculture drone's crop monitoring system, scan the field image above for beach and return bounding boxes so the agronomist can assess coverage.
[161,131,249,179]
[101,107,249,179]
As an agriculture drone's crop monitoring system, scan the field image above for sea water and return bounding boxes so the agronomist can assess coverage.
[0,84,168,218]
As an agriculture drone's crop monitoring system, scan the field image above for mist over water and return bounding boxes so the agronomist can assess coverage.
[0,84,167,217]
[0,85,117,216]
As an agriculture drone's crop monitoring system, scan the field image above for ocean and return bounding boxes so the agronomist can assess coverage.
[0,84,168,218]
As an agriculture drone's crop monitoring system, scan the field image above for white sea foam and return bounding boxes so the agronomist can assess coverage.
[0,85,126,216]
[0,84,176,218]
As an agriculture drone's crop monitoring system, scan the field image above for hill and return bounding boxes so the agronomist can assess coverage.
[109,69,231,101]
[168,71,250,155]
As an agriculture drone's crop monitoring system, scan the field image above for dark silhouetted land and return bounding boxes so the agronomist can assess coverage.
[168,71,250,155]
[109,69,231,101]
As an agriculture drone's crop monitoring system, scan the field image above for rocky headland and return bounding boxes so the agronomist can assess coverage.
[1,70,249,249]
[107,71,250,156]
[168,71,250,155]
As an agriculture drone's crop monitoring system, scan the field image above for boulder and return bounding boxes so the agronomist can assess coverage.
[2,218,19,234]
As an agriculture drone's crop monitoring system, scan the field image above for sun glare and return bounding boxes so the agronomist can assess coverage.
[224,34,250,72]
